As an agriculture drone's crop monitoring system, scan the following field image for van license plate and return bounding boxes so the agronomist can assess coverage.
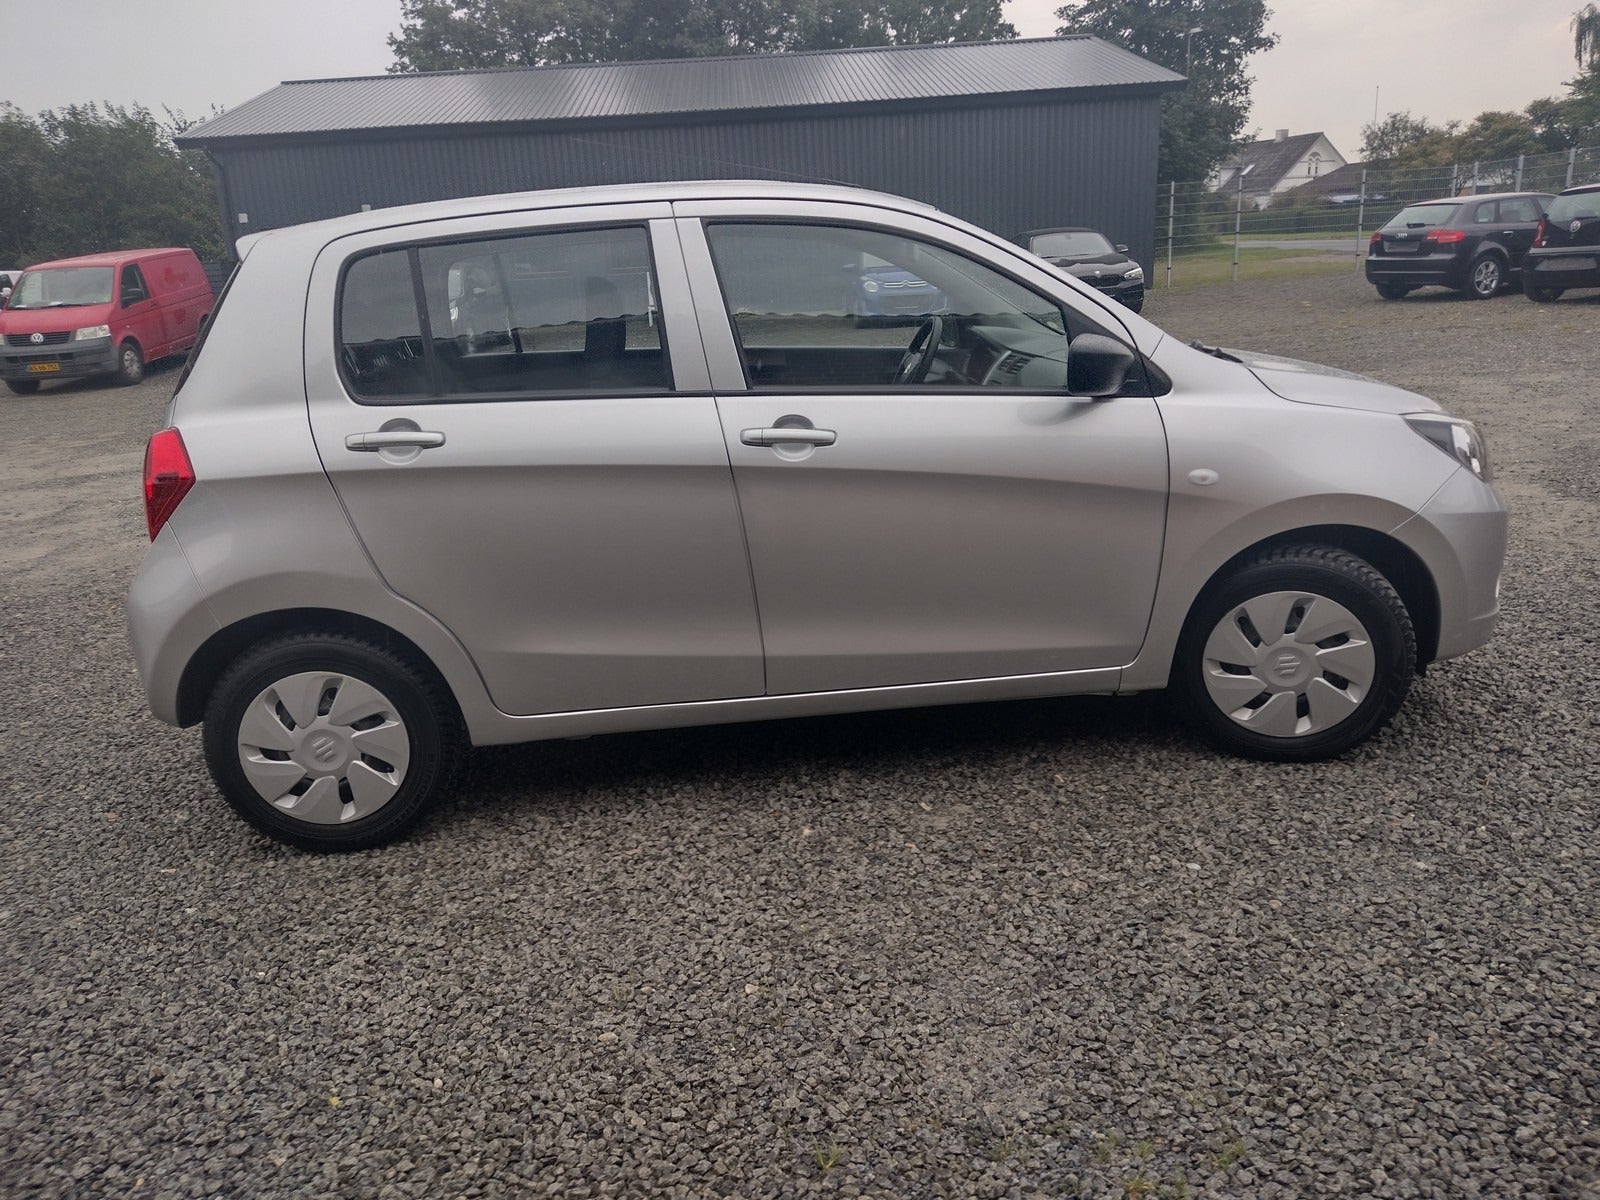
[27,362,60,373]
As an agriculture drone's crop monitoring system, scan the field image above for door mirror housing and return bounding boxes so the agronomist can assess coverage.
[1067,333,1138,398]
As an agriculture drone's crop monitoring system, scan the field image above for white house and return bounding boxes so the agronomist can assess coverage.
[1212,130,1348,207]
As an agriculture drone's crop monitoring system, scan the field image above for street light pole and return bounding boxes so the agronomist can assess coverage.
[1185,26,1203,75]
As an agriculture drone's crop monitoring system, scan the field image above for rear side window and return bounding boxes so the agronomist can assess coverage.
[337,225,670,403]
[1497,197,1540,223]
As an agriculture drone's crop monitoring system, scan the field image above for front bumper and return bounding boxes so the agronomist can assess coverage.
[0,336,116,381]
[1396,466,1508,662]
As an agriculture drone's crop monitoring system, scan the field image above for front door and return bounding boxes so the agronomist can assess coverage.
[677,212,1169,696]
[305,212,764,716]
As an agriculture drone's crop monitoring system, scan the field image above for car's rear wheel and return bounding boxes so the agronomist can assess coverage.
[202,632,464,851]
[117,341,144,385]
[1465,255,1504,299]
[5,380,41,395]
[1174,546,1416,761]
[1525,285,1564,302]
[1374,282,1412,300]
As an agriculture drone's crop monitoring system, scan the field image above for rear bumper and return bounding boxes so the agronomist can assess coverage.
[0,337,116,381]
[1522,250,1600,291]
[1364,256,1468,289]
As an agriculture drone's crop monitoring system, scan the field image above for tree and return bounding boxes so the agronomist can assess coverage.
[1359,111,1439,162]
[388,0,1015,70]
[1576,3,1600,68]
[0,104,224,265]
[1054,0,1278,184]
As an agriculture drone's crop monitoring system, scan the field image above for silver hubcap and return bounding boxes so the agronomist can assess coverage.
[236,671,411,824]
[1474,261,1499,293]
[1201,591,1377,739]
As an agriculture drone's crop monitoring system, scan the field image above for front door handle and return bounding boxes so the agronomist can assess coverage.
[740,427,837,448]
[345,430,446,452]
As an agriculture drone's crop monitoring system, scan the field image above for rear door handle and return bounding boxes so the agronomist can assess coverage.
[345,430,446,451]
[740,427,837,447]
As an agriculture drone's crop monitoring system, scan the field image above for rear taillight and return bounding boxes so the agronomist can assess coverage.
[1424,229,1467,246]
[1533,216,1548,248]
[1369,231,1382,247]
[143,428,195,540]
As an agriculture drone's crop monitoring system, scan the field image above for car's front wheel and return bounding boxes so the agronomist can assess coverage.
[1174,546,1416,761]
[1465,255,1504,299]
[5,379,41,395]
[117,341,144,385]
[1525,285,1564,302]
[202,632,464,851]
[1374,282,1412,300]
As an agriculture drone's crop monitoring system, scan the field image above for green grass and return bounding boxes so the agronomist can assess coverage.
[1151,245,1363,291]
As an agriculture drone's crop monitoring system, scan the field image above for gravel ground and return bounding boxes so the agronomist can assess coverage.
[2,272,1597,1199]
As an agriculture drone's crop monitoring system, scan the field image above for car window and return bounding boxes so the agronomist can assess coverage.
[1498,198,1540,223]
[1548,191,1600,222]
[1386,204,1458,230]
[120,264,151,305]
[1472,204,1495,224]
[338,225,671,403]
[8,266,114,309]
[1030,230,1115,257]
[705,221,1106,392]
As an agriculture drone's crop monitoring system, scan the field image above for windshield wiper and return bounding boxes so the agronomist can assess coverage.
[1190,340,1242,363]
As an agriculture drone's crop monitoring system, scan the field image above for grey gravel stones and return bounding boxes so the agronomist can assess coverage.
[2,277,1597,1197]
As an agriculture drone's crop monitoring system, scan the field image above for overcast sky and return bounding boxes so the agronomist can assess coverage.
[0,0,1589,167]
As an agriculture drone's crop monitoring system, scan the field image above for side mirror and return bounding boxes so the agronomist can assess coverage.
[1067,333,1138,398]
[1115,244,1129,253]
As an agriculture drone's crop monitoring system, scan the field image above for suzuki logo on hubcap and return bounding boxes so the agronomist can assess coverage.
[308,733,341,765]
[1273,652,1301,680]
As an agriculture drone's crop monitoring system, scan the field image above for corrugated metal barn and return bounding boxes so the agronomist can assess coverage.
[177,36,1184,267]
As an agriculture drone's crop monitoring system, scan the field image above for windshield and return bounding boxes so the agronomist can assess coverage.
[1383,204,1458,231]
[1030,231,1115,258]
[8,266,115,309]
[1548,191,1600,222]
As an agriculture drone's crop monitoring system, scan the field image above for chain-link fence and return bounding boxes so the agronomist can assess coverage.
[1151,144,1600,288]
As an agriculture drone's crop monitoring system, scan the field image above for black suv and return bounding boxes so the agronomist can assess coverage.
[1017,227,1145,312]
[1365,192,1552,300]
[1521,183,1600,302]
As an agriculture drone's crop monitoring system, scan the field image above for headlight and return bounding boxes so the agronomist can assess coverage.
[73,324,110,340]
[1123,266,1145,282]
[1405,414,1493,482]
[862,280,880,293]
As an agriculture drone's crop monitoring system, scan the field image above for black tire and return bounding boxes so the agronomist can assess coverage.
[1123,296,1145,314]
[1525,286,1563,303]
[1465,255,1504,299]
[5,379,41,394]
[116,340,144,385]
[1173,546,1416,762]
[1374,282,1412,300]
[202,632,464,851]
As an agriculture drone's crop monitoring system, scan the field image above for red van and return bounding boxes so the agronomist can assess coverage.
[0,248,213,394]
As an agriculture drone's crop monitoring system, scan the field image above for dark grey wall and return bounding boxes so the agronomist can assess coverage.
[208,95,1163,268]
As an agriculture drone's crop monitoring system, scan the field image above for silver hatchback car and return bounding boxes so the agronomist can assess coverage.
[128,182,1507,850]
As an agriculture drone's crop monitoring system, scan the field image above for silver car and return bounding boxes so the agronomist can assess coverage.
[127,182,1507,851]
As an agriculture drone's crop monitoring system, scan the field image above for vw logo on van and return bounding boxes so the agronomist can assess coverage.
[29,332,43,345]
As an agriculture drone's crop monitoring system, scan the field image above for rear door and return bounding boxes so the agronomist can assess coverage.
[304,205,764,716]
[676,203,1169,696]
[1492,196,1545,270]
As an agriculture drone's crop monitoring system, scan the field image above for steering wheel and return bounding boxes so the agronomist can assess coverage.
[891,315,945,385]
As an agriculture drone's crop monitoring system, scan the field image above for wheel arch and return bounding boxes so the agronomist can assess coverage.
[1178,524,1441,672]
[175,607,465,728]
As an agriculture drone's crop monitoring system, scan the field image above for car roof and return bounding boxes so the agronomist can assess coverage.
[238,180,941,257]
[22,248,194,271]
[1559,183,1600,194]
[1404,192,1553,206]
[1020,227,1101,236]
